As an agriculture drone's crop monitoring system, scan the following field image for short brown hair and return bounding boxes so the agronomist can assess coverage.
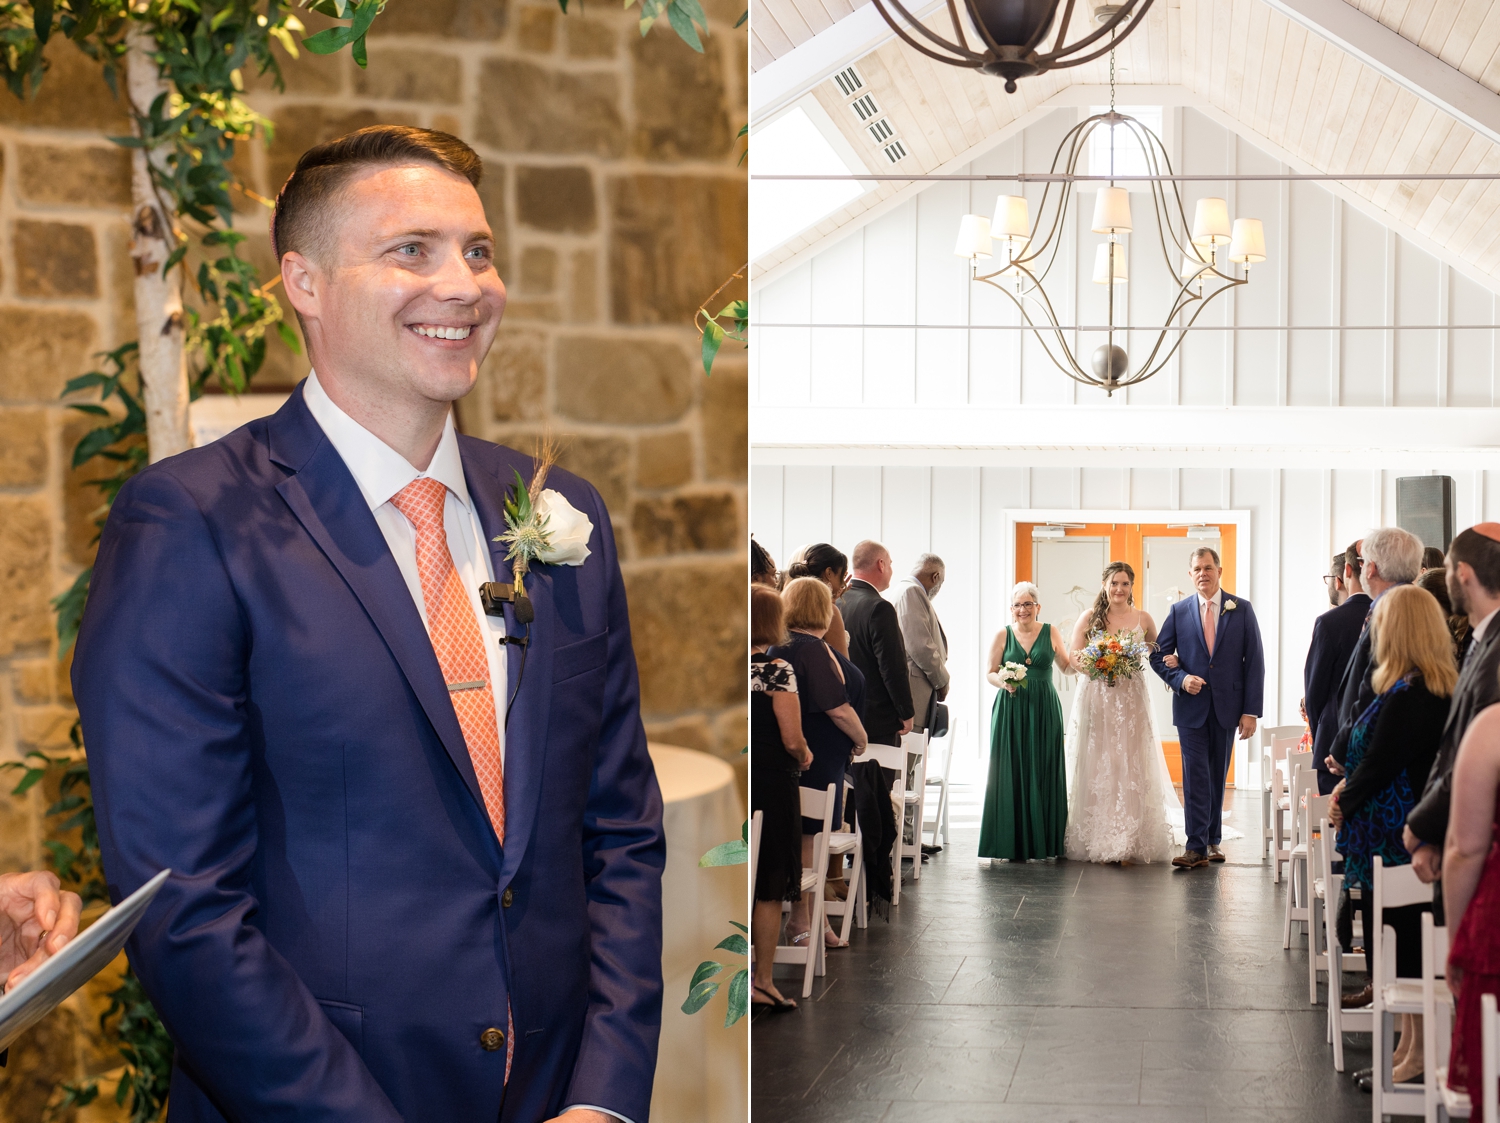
[1345,540,1363,580]
[1190,545,1221,567]
[751,586,786,647]
[271,125,483,262]
[782,577,833,632]
[1449,527,1500,595]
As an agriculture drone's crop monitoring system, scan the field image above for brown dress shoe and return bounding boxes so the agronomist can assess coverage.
[1341,983,1373,1009]
[1208,845,1226,862]
[1172,849,1209,868]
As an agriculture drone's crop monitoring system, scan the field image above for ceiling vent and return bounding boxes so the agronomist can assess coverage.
[831,64,865,99]
[882,139,909,164]
[866,118,895,144]
[850,92,880,122]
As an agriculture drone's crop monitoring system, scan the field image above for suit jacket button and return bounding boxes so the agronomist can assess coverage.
[481,1027,505,1051]
[502,888,514,908]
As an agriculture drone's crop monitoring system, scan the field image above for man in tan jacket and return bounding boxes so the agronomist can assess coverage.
[887,554,950,733]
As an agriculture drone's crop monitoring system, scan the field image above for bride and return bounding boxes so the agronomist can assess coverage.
[1065,561,1179,865]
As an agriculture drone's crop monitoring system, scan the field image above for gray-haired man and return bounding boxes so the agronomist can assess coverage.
[887,554,950,733]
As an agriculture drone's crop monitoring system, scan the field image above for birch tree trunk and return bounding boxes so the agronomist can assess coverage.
[126,26,190,462]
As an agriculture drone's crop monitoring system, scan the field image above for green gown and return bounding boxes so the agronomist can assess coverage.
[977,623,1069,860]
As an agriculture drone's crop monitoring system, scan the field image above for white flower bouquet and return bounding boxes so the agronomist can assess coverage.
[992,661,1029,693]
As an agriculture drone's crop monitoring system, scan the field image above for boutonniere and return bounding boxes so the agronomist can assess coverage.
[492,441,594,592]
[1223,599,1238,613]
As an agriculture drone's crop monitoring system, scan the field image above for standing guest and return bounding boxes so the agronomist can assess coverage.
[786,544,852,657]
[888,554,950,734]
[978,582,1072,862]
[1441,693,1500,1119]
[839,541,915,747]
[752,537,779,588]
[1416,567,1473,665]
[750,586,812,1013]
[1422,545,1447,573]
[1328,528,1425,779]
[1328,585,1455,1084]
[1305,547,1372,794]
[1406,525,1500,893]
[769,578,867,950]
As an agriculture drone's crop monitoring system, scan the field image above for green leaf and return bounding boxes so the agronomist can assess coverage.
[734,8,747,26]
[275,322,303,354]
[700,318,724,376]
[729,920,747,933]
[300,25,354,54]
[689,959,724,989]
[33,0,55,45]
[699,838,747,866]
[10,768,46,797]
[665,0,704,50]
[681,977,720,1015]
[724,968,748,1026]
[713,932,748,956]
[161,243,189,278]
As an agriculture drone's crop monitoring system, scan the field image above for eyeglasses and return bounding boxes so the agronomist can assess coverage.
[1012,602,1039,609]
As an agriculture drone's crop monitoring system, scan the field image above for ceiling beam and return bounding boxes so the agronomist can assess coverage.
[1258,0,1500,150]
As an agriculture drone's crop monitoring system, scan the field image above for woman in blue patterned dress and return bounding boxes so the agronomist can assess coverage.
[1329,584,1456,1083]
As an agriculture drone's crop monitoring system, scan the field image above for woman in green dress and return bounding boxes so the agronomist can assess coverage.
[978,581,1073,861]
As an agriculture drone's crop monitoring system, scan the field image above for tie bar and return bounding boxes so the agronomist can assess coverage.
[447,680,486,692]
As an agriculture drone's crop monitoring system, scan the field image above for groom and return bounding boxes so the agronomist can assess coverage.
[1150,546,1266,869]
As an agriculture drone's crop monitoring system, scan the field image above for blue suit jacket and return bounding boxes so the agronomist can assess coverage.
[1304,593,1371,781]
[1148,592,1266,731]
[72,386,666,1123]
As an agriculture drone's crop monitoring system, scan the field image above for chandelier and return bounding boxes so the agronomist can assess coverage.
[872,0,1156,93]
[952,99,1267,395]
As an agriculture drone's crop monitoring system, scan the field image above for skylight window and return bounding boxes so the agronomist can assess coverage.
[749,103,869,260]
[1087,106,1164,189]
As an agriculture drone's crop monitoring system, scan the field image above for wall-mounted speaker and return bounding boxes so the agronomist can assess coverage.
[1396,476,1456,551]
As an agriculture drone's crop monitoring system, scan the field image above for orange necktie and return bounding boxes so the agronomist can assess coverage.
[390,477,513,1078]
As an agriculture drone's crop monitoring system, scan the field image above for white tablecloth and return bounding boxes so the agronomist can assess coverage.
[648,744,746,1123]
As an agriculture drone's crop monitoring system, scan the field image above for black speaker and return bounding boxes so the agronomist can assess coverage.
[1396,476,1456,551]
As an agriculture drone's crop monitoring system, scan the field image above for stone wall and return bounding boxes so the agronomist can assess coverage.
[0,2,745,1114]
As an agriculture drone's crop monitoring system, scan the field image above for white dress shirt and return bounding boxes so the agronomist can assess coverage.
[303,371,508,765]
[304,375,629,1123]
[1472,605,1500,647]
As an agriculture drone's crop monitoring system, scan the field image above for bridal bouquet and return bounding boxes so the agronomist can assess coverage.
[1076,631,1152,686]
[993,661,1029,693]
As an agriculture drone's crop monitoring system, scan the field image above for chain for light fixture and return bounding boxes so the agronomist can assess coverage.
[952,88,1268,395]
[871,0,1156,93]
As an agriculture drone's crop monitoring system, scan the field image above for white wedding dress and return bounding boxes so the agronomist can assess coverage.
[1064,624,1180,864]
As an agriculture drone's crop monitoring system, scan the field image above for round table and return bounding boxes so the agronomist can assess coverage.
[648,744,746,1123]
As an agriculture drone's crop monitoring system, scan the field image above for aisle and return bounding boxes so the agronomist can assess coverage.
[752,789,1371,1122]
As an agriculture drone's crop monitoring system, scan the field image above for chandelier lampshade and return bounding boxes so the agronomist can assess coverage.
[1230,218,1267,264]
[992,194,1032,245]
[1191,197,1232,247]
[1092,242,1128,284]
[1179,247,1211,279]
[1091,186,1133,234]
[954,214,994,260]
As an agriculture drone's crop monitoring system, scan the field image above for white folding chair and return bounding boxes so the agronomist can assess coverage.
[865,736,927,903]
[1283,765,1319,949]
[824,783,865,943]
[1322,818,1371,1073]
[1421,913,1468,1122]
[1482,992,1498,1123]
[1261,727,1304,864]
[1304,795,1334,1000]
[923,731,953,850]
[773,784,834,998]
[1274,747,1314,883]
[1372,855,1435,1120]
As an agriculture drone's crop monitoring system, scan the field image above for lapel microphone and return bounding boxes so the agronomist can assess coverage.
[480,583,532,727]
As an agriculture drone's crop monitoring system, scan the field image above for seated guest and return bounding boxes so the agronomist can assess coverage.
[769,578,867,949]
[750,586,812,1012]
[1306,547,1372,794]
[786,544,852,657]
[1416,566,1473,665]
[752,537,779,588]
[1330,584,1455,1086]
[1442,693,1500,1119]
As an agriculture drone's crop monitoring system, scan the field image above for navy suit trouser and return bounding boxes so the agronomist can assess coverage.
[1178,709,1235,853]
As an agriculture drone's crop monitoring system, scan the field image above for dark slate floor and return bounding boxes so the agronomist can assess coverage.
[752,788,1374,1122]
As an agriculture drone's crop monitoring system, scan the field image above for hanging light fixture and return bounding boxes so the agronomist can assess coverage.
[871,0,1155,93]
[951,77,1267,395]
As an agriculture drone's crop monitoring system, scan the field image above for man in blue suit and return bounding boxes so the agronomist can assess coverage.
[1149,546,1265,869]
[72,127,664,1122]
[1303,544,1371,795]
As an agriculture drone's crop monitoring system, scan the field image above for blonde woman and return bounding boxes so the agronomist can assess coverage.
[1327,584,1455,1084]
[978,582,1072,861]
[1064,562,1178,865]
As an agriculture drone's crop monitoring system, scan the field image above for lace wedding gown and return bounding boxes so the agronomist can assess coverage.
[1064,625,1179,864]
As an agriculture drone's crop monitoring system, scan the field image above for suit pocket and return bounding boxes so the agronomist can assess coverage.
[553,630,608,684]
[318,999,364,1055]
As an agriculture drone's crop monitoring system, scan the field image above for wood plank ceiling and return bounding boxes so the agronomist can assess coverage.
[754,0,1500,289]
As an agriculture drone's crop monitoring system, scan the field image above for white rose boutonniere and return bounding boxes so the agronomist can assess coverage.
[533,489,592,566]
[1223,599,1237,613]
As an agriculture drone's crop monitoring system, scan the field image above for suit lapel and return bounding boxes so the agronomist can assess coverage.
[463,445,553,885]
[1446,622,1500,739]
[1188,595,1207,652]
[268,390,487,818]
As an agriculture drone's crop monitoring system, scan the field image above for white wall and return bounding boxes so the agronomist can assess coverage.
[751,462,1500,783]
[750,106,1500,413]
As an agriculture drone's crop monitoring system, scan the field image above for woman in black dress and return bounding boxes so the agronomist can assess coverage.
[751,586,811,1011]
[769,577,867,950]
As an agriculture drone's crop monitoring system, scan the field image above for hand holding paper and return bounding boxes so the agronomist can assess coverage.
[0,871,82,990]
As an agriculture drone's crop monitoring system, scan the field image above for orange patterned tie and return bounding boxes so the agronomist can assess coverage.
[389,477,513,1078]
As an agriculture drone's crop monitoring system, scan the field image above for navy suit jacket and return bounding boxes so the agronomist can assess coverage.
[1149,592,1266,731]
[1304,593,1371,782]
[72,387,666,1123]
